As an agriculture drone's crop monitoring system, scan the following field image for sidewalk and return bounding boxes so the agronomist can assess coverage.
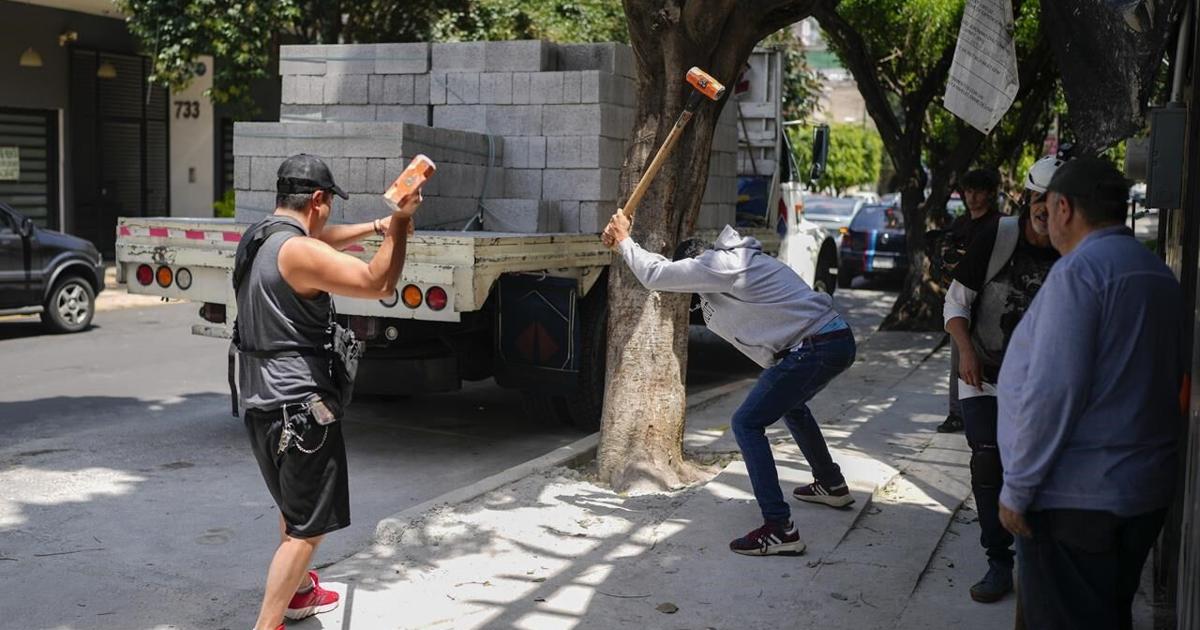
[296,291,1008,630]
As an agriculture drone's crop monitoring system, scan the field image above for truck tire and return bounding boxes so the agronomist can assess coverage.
[557,283,608,432]
[41,276,95,334]
[837,264,855,289]
[813,244,838,296]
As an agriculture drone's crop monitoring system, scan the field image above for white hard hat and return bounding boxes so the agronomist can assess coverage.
[1025,155,1065,193]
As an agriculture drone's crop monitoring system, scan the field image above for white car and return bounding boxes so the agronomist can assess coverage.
[802,195,865,241]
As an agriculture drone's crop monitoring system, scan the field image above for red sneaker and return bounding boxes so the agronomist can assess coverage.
[284,571,339,620]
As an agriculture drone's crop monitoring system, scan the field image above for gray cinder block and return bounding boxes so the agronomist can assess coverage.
[482,199,558,233]
[367,159,387,192]
[285,122,348,158]
[502,137,528,168]
[480,73,513,104]
[527,136,546,168]
[382,75,416,104]
[555,43,636,78]
[511,73,531,105]
[376,106,430,125]
[484,105,543,136]
[562,71,582,103]
[235,191,278,218]
[429,73,448,105]
[250,157,280,191]
[323,105,377,122]
[484,40,553,72]
[579,201,618,233]
[547,136,582,168]
[234,123,288,157]
[346,158,369,193]
[557,200,581,232]
[530,72,563,104]
[432,42,486,71]
[369,75,385,104]
[234,157,251,190]
[503,169,543,198]
[542,168,620,201]
[414,75,431,105]
[324,74,369,105]
[374,43,430,74]
[433,105,489,134]
[279,46,326,76]
[447,73,481,105]
[542,104,600,136]
[327,44,378,75]
[280,105,324,123]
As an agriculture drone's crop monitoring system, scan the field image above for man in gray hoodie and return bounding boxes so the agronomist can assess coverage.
[603,212,856,556]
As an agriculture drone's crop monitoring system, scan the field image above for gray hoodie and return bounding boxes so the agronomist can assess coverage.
[618,225,839,368]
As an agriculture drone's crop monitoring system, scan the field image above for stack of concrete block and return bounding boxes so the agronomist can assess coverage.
[254,40,739,234]
[279,44,432,126]
[232,122,560,231]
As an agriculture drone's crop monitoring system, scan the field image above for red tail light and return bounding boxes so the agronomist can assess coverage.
[426,286,448,311]
[136,264,153,286]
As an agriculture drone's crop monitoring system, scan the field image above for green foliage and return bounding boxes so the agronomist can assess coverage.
[433,0,628,42]
[213,188,236,218]
[118,0,301,111]
[761,29,823,124]
[789,123,884,194]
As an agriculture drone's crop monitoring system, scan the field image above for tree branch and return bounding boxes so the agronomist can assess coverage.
[811,2,906,160]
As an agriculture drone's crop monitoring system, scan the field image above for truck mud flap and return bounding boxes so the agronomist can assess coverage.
[493,274,581,393]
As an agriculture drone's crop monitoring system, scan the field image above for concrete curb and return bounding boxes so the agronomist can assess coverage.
[372,378,751,546]
[373,432,599,544]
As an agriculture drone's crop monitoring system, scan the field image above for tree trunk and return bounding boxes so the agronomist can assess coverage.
[598,0,817,492]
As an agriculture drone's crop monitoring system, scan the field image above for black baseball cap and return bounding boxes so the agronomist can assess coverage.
[1045,156,1128,202]
[276,154,349,199]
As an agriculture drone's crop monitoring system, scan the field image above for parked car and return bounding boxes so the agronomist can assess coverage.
[838,202,908,288]
[802,196,864,236]
[0,203,104,332]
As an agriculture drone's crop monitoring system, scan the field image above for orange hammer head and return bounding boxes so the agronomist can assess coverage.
[686,67,725,101]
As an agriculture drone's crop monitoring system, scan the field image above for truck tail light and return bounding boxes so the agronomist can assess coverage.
[136,264,153,286]
[426,286,448,311]
[401,284,422,309]
[156,266,173,288]
[175,267,192,290]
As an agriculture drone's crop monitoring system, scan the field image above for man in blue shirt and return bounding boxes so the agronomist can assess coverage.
[996,157,1184,629]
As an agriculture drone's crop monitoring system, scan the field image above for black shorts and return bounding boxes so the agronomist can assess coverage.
[244,404,351,538]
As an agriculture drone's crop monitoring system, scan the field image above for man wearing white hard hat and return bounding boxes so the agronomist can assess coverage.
[941,154,1066,604]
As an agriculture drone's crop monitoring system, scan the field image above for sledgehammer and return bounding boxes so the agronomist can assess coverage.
[621,67,726,220]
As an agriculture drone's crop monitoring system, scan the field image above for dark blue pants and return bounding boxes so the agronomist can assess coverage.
[959,395,1015,569]
[731,333,856,524]
[1017,508,1166,630]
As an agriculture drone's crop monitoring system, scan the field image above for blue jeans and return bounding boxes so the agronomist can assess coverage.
[731,332,856,524]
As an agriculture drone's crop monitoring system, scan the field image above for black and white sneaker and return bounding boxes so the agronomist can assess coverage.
[793,481,855,508]
[729,521,806,556]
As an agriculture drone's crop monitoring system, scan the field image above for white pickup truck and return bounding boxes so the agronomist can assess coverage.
[114,42,834,431]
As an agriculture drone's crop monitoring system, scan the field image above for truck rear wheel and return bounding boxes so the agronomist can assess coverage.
[557,284,607,431]
[518,279,607,432]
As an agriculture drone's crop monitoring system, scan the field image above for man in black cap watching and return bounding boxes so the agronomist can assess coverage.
[237,154,422,630]
[996,157,1184,629]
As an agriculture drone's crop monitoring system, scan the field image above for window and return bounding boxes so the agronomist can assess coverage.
[851,204,904,230]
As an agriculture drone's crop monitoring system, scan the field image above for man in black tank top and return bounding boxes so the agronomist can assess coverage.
[239,154,423,630]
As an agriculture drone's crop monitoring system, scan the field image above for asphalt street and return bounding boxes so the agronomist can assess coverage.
[0,301,760,630]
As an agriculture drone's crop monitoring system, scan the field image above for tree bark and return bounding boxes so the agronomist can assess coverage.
[598,0,816,492]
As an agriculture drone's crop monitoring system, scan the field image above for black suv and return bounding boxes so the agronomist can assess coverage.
[0,203,104,333]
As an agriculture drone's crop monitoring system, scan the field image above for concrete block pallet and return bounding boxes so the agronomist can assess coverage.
[248,40,738,234]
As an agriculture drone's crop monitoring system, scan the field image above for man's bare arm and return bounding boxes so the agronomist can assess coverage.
[280,194,421,299]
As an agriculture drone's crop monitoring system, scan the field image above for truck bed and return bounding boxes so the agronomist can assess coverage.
[115,217,614,323]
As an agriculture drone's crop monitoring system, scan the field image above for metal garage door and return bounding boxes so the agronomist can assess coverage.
[70,49,168,254]
[0,108,59,230]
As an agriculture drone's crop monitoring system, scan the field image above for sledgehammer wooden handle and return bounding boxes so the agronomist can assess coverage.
[622,116,692,220]
[621,67,726,220]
